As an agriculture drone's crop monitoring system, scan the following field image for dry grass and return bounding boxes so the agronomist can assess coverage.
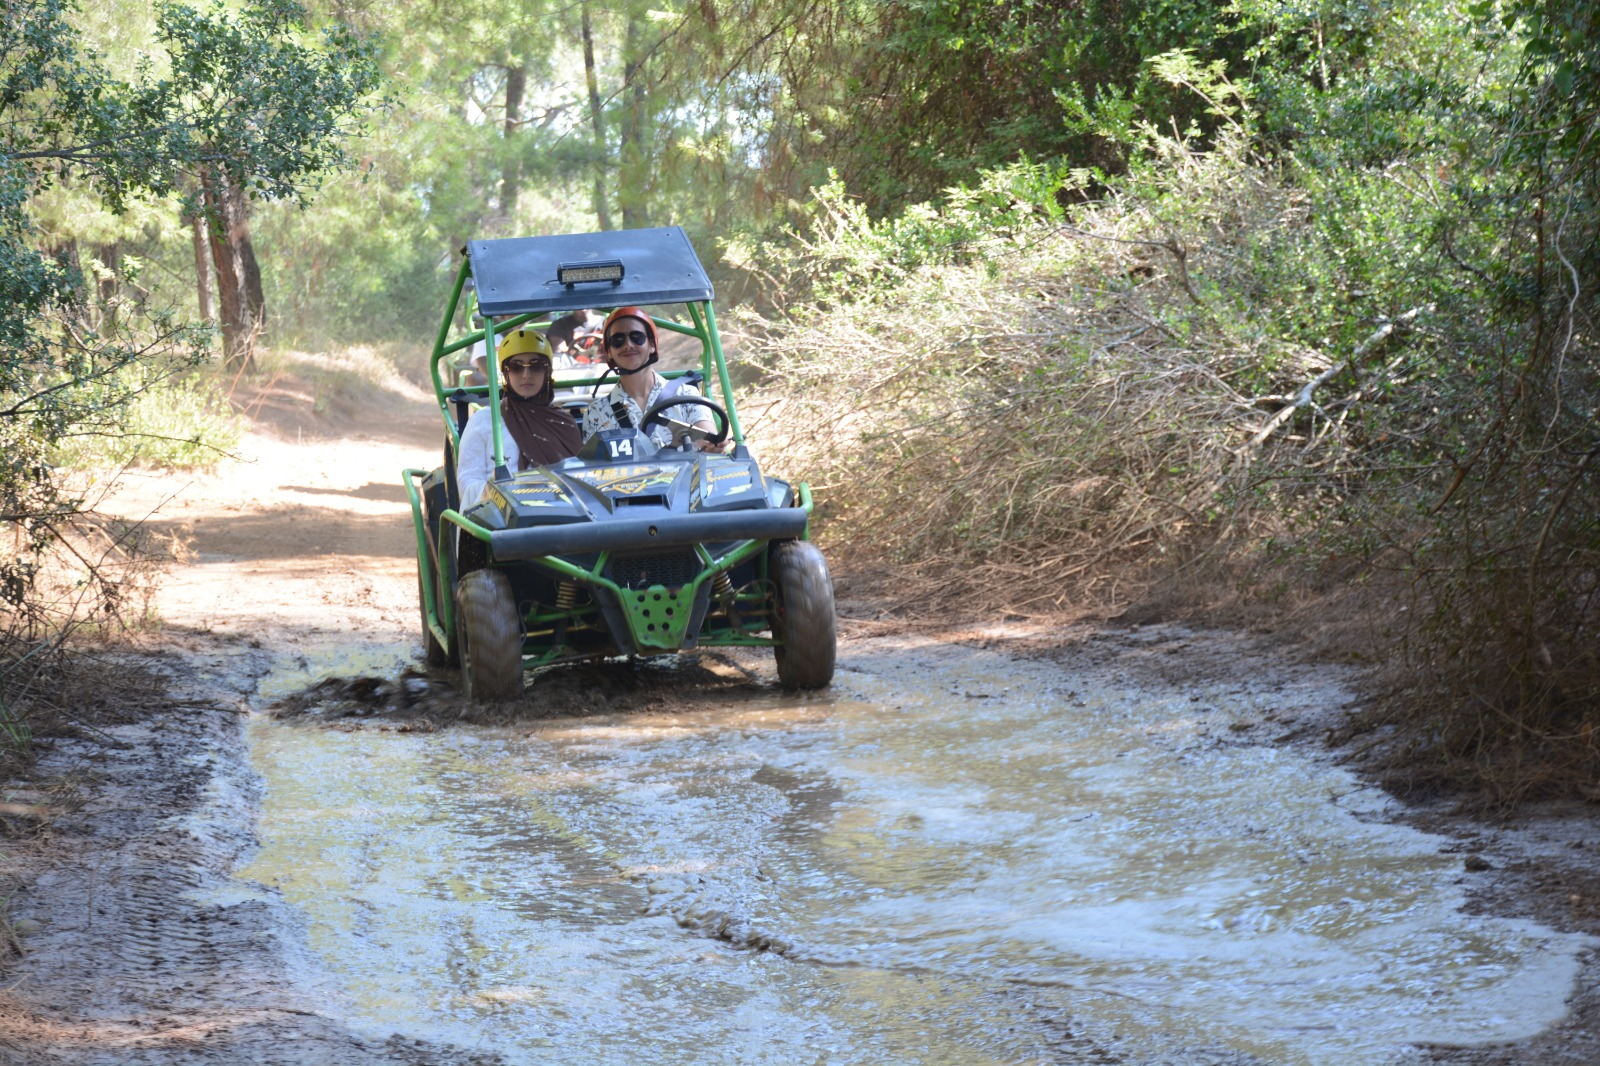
[738,136,1349,623]
[0,466,183,783]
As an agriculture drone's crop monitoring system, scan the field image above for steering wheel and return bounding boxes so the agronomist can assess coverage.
[640,395,731,447]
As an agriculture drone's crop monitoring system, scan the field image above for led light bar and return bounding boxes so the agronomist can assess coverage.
[556,259,625,285]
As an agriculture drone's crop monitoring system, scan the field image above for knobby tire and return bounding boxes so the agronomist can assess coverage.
[770,540,837,689]
[456,569,523,702]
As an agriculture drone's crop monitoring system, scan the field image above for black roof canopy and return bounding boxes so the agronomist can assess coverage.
[468,226,715,318]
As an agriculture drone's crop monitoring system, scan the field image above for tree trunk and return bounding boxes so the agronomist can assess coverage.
[581,6,612,230]
[188,207,215,323]
[502,63,526,223]
[201,167,262,372]
[93,242,120,330]
[618,10,650,230]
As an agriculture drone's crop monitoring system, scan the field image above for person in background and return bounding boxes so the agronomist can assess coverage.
[465,343,489,387]
[546,308,604,362]
[457,329,582,505]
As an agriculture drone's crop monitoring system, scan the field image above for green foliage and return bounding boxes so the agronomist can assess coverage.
[4,0,380,209]
[252,0,1262,335]
[1,0,379,645]
[828,0,1250,208]
[145,0,383,201]
[50,366,240,469]
[761,162,1070,308]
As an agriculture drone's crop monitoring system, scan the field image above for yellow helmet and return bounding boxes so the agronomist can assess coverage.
[496,328,554,364]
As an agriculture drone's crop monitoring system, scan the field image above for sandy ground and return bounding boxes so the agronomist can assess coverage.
[1,362,1598,1064]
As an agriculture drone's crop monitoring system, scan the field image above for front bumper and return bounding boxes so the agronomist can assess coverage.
[487,507,809,560]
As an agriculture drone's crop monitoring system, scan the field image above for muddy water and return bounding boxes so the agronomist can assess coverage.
[238,640,1589,1065]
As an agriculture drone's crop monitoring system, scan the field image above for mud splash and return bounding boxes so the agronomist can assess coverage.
[239,632,1591,1065]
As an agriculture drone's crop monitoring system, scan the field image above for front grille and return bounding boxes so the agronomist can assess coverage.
[607,550,701,590]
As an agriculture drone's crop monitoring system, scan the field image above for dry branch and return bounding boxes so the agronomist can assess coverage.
[1242,307,1426,453]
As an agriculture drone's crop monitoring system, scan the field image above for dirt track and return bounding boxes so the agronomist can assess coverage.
[3,365,1600,1064]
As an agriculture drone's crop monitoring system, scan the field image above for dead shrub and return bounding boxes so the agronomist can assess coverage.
[737,135,1363,620]
[0,505,169,777]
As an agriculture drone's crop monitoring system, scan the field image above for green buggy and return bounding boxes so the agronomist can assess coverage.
[403,227,835,701]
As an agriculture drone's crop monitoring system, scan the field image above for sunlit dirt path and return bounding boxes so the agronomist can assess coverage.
[120,377,438,652]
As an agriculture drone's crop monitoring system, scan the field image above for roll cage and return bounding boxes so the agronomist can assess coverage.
[427,226,745,478]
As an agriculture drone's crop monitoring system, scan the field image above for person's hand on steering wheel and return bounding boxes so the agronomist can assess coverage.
[641,395,732,453]
[691,427,729,453]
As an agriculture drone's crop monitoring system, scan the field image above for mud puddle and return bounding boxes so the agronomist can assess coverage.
[236,633,1591,1065]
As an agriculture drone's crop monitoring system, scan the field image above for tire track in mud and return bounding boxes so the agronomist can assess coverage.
[0,640,505,1066]
[0,391,491,1063]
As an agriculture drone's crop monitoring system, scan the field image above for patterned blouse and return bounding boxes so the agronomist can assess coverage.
[580,376,709,448]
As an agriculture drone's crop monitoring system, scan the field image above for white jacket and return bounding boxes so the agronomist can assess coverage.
[456,405,519,507]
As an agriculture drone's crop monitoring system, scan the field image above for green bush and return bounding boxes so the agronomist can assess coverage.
[51,366,241,470]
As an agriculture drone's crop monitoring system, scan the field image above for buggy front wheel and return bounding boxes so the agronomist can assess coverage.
[769,540,836,689]
[456,569,523,702]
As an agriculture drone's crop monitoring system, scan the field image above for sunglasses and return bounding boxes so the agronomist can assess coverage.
[503,360,549,374]
[606,329,650,349]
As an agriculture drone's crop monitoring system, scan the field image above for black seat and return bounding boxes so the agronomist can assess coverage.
[448,388,488,433]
